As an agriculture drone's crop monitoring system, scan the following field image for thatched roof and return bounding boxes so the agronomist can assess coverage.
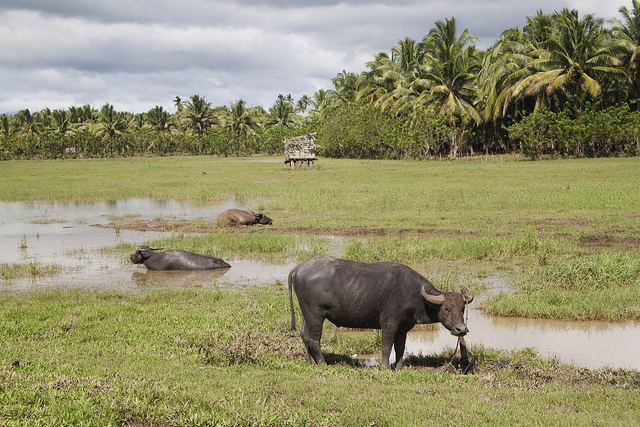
[284,133,317,161]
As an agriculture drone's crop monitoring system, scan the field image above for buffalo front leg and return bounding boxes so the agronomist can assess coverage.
[380,324,399,369]
[393,330,408,370]
[300,315,326,365]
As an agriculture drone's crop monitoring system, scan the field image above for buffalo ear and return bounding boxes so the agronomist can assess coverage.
[461,287,474,304]
[421,286,445,305]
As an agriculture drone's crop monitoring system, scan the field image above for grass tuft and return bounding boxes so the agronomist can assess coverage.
[0,262,61,280]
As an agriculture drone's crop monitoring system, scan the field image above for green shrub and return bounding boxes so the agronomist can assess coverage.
[508,107,640,159]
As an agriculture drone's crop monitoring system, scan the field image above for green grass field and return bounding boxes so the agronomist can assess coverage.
[1,156,639,237]
[2,156,640,425]
[2,288,639,426]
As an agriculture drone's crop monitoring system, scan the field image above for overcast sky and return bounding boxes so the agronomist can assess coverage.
[0,0,628,114]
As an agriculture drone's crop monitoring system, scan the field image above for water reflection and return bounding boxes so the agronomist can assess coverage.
[131,269,230,287]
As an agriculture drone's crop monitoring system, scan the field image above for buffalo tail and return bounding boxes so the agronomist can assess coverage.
[288,267,296,331]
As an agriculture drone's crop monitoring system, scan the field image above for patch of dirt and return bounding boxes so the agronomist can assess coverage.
[93,220,479,238]
[528,217,594,231]
[480,359,640,389]
[124,422,173,427]
[578,233,640,250]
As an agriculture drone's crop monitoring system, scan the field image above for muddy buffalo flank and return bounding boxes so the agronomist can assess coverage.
[217,209,273,226]
[130,246,231,270]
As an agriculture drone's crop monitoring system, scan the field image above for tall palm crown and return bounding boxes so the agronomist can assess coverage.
[310,89,336,114]
[96,104,127,141]
[225,99,258,138]
[296,95,311,113]
[173,96,183,113]
[332,70,359,103]
[268,95,296,127]
[613,0,640,105]
[15,109,40,136]
[146,106,175,133]
[1,115,12,138]
[49,110,71,135]
[479,12,554,121]
[511,9,621,113]
[183,95,216,134]
[420,17,482,124]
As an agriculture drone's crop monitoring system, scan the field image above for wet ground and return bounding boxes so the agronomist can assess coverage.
[2,199,639,370]
[0,199,292,290]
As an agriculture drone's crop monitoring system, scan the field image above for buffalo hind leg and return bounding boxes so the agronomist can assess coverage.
[301,315,326,365]
[393,329,408,370]
[299,319,314,363]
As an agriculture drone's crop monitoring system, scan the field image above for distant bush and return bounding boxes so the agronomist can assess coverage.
[316,104,459,159]
[508,107,640,159]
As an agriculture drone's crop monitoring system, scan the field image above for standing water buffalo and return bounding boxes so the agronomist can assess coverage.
[217,209,273,226]
[288,256,473,369]
[130,246,231,271]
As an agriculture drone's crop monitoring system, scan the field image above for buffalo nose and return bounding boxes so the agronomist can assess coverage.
[454,325,468,335]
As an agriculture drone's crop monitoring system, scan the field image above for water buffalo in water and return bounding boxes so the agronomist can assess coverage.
[130,246,231,271]
[216,209,273,226]
[288,256,473,369]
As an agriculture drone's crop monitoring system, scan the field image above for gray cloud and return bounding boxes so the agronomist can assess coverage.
[0,0,631,113]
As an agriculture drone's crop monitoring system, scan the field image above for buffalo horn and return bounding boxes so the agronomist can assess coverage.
[421,286,445,305]
[461,287,474,304]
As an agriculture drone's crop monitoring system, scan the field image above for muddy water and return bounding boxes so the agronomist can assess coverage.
[352,275,640,371]
[400,304,640,370]
[2,200,640,370]
[0,199,292,291]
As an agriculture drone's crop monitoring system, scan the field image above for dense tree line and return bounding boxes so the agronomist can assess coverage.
[2,3,640,160]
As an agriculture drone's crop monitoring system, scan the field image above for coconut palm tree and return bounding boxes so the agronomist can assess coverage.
[146,106,176,133]
[310,89,336,114]
[296,95,311,114]
[612,0,640,106]
[95,104,127,141]
[225,99,258,138]
[332,70,359,104]
[15,109,40,136]
[418,17,482,125]
[174,96,183,113]
[49,110,72,135]
[182,95,216,134]
[1,115,12,138]
[355,53,396,107]
[510,9,621,115]
[358,39,431,115]
[391,37,427,76]
[268,94,296,127]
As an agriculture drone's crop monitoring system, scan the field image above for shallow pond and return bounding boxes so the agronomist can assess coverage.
[1,199,639,370]
[0,199,293,290]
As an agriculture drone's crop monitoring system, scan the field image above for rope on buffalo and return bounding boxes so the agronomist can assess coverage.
[449,303,470,372]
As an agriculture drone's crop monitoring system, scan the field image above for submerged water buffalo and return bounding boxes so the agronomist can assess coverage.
[288,256,473,369]
[216,209,273,226]
[130,246,231,271]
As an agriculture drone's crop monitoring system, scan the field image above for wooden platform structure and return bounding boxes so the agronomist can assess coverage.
[283,133,317,169]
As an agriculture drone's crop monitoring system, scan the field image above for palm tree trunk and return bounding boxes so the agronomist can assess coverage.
[576,79,584,117]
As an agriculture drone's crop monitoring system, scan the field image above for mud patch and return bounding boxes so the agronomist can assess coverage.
[96,219,480,239]
[579,233,640,250]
